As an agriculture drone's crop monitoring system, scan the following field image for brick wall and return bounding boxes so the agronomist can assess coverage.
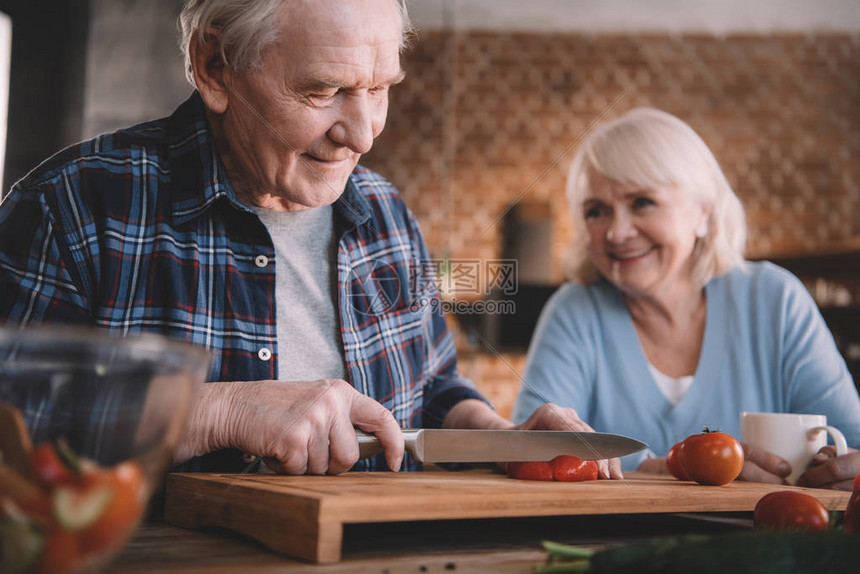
[361,31,860,416]
[364,31,860,277]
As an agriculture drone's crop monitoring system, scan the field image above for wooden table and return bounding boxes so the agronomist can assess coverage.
[113,512,755,573]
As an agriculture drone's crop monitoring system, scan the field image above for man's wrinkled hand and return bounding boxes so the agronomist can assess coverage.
[176,379,404,475]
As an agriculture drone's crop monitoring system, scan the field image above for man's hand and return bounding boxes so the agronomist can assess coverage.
[442,400,622,480]
[737,443,792,485]
[174,379,404,474]
[796,446,860,491]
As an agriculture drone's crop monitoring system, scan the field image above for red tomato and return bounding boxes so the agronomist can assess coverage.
[507,461,554,481]
[844,474,860,534]
[37,528,81,574]
[679,429,744,486]
[80,460,145,553]
[551,455,598,482]
[666,442,690,481]
[754,491,830,532]
[30,443,75,487]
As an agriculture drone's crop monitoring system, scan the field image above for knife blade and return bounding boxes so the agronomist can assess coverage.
[356,429,646,463]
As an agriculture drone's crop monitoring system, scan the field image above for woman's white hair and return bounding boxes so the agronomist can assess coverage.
[179,0,414,87]
[564,107,746,286]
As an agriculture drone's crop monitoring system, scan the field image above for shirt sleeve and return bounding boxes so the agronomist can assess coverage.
[0,184,151,464]
[401,208,492,429]
[0,184,92,325]
[511,285,596,425]
[778,270,860,448]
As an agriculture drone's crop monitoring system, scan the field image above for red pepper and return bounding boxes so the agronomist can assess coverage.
[30,443,76,488]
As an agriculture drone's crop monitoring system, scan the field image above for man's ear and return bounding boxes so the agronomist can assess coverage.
[189,28,230,114]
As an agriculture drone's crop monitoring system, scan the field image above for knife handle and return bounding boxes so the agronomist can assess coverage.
[356,429,422,461]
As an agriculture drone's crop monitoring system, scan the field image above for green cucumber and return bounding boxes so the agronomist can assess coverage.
[52,484,115,530]
[540,530,858,574]
[0,515,44,574]
[54,437,83,474]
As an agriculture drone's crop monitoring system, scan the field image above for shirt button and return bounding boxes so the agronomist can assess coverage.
[258,347,272,361]
[255,255,269,268]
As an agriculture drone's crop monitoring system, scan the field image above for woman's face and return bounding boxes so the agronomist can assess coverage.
[581,171,709,298]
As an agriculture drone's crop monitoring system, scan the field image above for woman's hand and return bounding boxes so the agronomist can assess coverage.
[442,401,622,479]
[637,457,671,475]
[174,379,405,475]
[737,443,792,485]
[796,446,860,491]
[515,404,623,480]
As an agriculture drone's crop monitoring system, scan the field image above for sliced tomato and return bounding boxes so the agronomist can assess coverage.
[551,455,598,482]
[507,461,554,481]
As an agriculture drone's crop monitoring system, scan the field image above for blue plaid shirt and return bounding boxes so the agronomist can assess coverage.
[0,93,488,471]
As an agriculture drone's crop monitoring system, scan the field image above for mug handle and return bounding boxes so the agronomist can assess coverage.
[807,425,848,456]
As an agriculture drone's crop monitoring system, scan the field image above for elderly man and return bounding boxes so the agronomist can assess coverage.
[0,0,609,476]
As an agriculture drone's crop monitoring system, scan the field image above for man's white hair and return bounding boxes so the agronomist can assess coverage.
[179,0,413,87]
[565,107,747,286]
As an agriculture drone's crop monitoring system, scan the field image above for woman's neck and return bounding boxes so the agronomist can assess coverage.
[624,279,708,378]
[625,279,705,329]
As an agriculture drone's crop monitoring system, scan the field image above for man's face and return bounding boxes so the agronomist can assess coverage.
[217,0,404,210]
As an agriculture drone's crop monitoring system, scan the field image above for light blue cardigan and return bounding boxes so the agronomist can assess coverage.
[512,262,860,470]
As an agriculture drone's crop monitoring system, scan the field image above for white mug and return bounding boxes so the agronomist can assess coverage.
[740,412,848,485]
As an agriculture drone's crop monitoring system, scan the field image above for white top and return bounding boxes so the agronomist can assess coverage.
[647,363,695,406]
[252,204,346,382]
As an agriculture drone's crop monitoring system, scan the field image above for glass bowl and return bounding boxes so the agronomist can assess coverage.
[0,326,210,574]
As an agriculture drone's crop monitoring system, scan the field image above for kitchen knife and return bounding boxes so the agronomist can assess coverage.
[356,429,646,463]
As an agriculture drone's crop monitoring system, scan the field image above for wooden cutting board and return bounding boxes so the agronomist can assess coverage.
[164,470,850,564]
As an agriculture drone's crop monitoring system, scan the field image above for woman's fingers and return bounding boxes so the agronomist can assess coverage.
[740,444,791,481]
[797,451,860,490]
[608,457,624,480]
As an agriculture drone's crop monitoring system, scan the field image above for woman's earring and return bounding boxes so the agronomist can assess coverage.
[696,224,708,239]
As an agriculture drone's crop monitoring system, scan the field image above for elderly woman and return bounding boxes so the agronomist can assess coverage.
[512,108,860,490]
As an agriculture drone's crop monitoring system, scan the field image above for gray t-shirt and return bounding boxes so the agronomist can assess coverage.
[252,204,347,381]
